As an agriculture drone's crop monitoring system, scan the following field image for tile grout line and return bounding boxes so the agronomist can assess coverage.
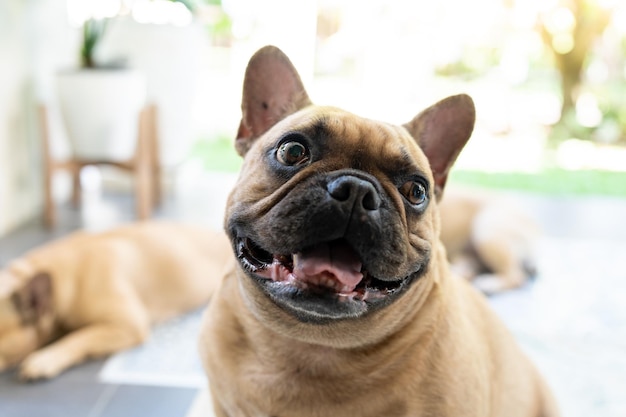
[86,384,119,417]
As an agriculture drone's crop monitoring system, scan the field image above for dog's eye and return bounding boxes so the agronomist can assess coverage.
[276,141,310,166]
[400,181,427,206]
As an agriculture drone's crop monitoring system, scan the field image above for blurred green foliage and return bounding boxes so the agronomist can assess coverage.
[80,18,108,68]
[190,134,242,172]
[450,169,626,197]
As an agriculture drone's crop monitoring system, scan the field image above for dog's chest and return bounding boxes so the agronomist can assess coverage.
[220,389,410,417]
[215,356,414,417]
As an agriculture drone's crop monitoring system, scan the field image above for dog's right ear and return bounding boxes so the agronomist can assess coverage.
[235,46,312,156]
[11,272,53,324]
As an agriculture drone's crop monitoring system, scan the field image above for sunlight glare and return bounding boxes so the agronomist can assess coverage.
[576,93,603,128]
[552,33,574,54]
[131,0,192,26]
[66,0,121,27]
[543,6,576,35]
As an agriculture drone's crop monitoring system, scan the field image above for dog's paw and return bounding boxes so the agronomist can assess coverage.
[0,356,8,373]
[449,255,482,281]
[472,274,505,296]
[18,350,65,381]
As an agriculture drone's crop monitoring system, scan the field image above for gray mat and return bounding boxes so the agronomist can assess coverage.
[100,309,207,388]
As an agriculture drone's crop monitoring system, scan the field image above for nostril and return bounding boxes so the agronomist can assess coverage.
[327,176,381,211]
[327,178,352,202]
[362,190,380,211]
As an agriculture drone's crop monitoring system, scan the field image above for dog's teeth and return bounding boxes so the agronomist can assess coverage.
[338,294,350,302]
[324,276,341,291]
[322,276,332,289]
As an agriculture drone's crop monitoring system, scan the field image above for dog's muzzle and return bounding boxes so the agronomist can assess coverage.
[232,173,426,323]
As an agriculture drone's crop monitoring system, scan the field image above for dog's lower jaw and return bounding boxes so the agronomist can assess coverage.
[252,270,425,324]
[235,264,437,350]
[237,251,428,324]
[233,232,430,324]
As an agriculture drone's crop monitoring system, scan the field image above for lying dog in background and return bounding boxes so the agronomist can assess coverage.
[198,46,558,416]
[439,187,540,294]
[0,221,229,381]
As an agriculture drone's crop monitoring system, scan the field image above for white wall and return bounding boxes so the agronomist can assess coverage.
[0,0,75,236]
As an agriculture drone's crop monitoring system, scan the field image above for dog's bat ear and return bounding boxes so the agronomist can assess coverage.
[403,94,475,200]
[235,45,312,156]
[11,272,53,324]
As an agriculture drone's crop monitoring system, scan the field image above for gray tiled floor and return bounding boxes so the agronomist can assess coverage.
[0,370,197,417]
[0,358,195,417]
[1,172,626,417]
[0,360,110,417]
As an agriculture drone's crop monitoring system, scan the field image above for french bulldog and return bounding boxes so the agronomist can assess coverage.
[199,46,558,417]
[0,221,229,380]
[439,187,540,294]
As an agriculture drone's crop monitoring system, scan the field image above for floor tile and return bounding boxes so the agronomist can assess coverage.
[0,361,109,417]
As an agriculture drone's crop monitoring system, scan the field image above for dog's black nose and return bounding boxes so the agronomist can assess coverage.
[327,176,381,211]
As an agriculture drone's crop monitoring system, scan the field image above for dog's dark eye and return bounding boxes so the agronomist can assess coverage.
[277,141,310,166]
[400,181,427,206]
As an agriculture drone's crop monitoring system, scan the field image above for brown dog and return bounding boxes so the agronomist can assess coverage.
[0,221,229,380]
[439,187,540,294]
[198,46,558,416]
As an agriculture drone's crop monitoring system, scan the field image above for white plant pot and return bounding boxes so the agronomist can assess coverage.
[56,69,146,161]
[96,17,203,168]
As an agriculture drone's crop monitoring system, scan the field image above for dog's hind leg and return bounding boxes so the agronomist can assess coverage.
[18,321,148,381]
[469,203,538,294]
[469,238,528,295]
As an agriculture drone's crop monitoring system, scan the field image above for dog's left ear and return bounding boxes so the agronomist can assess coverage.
[403,94,475,200]
[11,272,53,324]
[235,46,312,156]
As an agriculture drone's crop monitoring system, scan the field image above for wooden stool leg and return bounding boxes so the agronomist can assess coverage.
[148,105,162,207]
[39,105,56,229]
[135,162,151,219]
[71,162,82,208]
[135,106,152,220]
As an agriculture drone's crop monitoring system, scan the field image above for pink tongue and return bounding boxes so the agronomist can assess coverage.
[293,241,363,291]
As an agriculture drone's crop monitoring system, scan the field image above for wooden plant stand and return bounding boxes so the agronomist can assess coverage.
[39,104,162,228]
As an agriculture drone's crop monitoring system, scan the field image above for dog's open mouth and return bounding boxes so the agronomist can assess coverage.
[236,237,405,304]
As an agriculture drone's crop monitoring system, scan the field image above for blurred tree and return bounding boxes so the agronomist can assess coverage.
[538,0,611,123]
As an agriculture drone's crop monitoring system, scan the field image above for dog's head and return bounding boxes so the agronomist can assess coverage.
[0,263,53,371]
[225,46,474,346]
